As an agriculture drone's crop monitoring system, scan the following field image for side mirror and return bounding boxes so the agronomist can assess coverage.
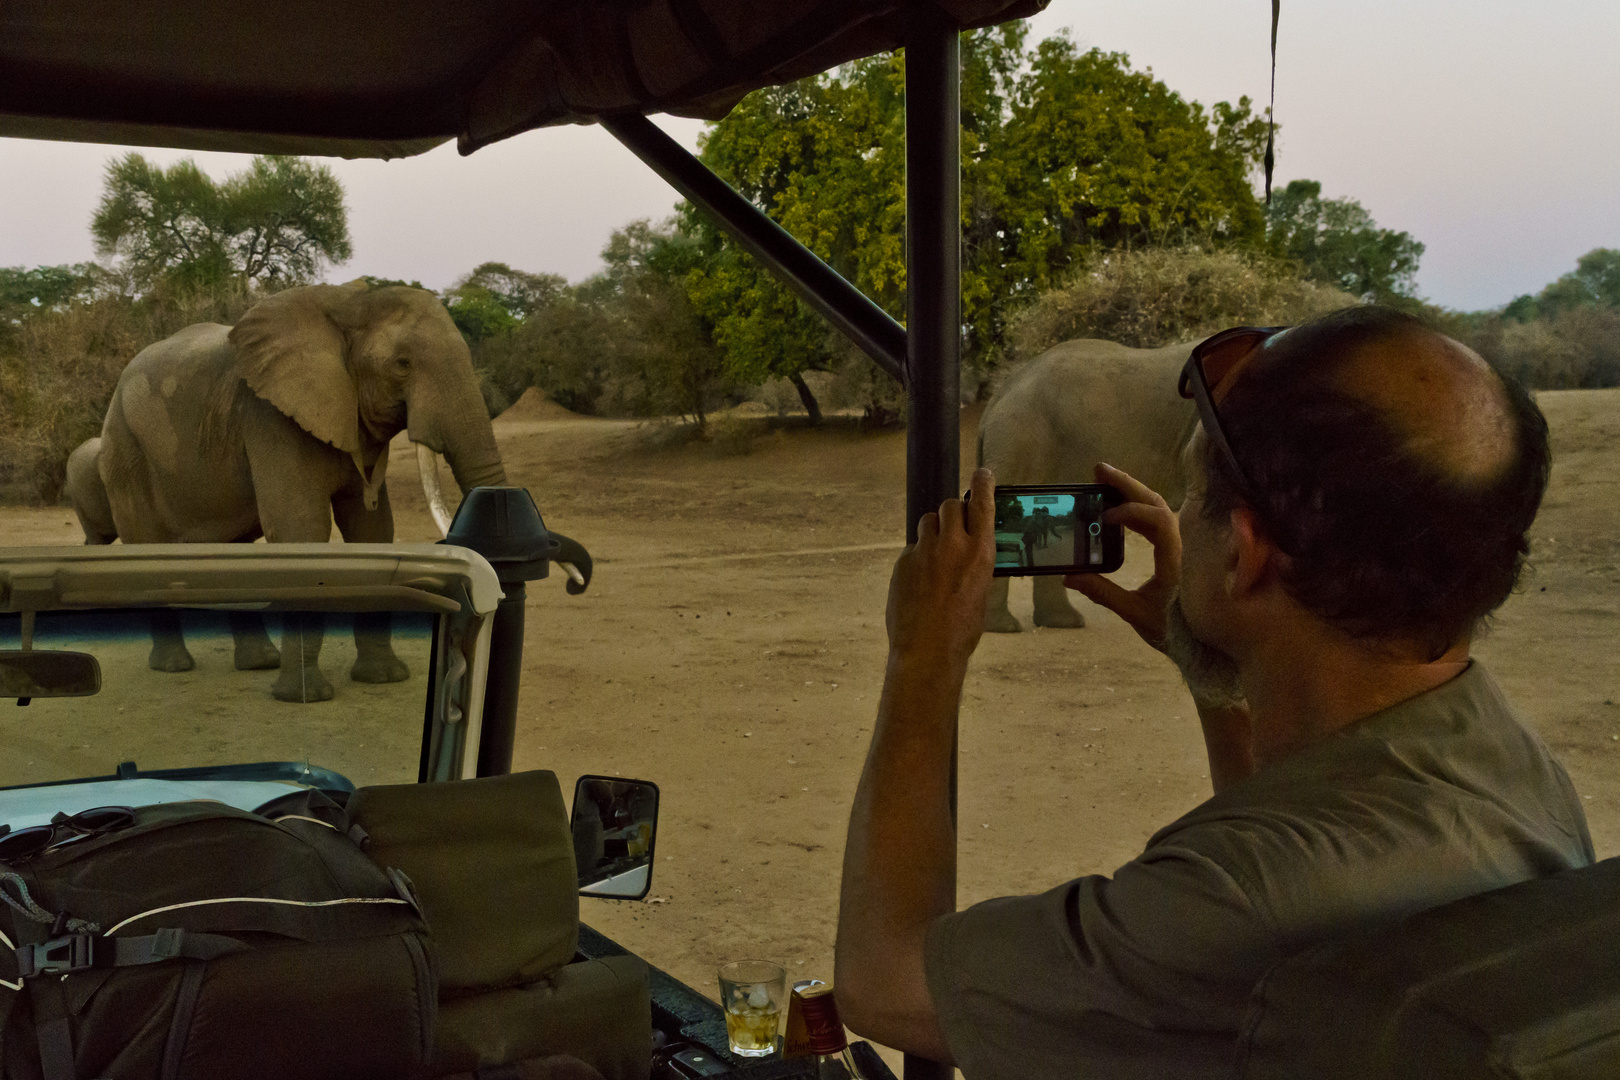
[0,650,101,704]
[570,774,659,900]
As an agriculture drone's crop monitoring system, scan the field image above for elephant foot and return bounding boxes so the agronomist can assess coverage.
[984,608,1023,634]
[272,666,335,703]
[1033,605,1087,629]
[235,640,281,671]
[149,645,195,673]
[350,653,410,684]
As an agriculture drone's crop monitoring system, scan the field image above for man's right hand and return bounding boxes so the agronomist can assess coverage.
[1065,463,1181,653]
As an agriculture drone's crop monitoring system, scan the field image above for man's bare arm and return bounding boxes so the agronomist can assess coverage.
[835,469,996,1062]
[835,654,960,1061]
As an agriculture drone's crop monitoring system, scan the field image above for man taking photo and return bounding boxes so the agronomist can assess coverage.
[834,306,1593,1078]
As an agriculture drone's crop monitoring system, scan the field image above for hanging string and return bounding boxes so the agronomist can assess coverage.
[1264,0,1280,205]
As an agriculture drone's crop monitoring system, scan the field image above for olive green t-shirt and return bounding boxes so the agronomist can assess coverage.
[924,662,1594,1080]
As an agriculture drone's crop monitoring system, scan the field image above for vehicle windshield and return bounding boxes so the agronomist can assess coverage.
[0,607,435,790]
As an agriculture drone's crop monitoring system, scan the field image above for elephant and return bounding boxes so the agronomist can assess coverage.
[977,338,1199,633]
[66,282,510,700]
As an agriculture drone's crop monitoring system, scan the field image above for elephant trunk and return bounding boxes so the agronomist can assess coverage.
[409,381,506,497]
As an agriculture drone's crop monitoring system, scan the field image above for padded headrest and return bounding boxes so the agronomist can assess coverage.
[348,770,579,995]
[1236,856,1620,1079]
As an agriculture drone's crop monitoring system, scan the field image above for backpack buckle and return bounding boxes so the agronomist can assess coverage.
[15,933,95,978]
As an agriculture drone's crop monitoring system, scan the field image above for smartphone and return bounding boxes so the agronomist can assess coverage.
[981,484,1125,576]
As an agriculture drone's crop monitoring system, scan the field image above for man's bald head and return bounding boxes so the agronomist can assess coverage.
[1199,306,1551,656]
[1333,325,1516,486]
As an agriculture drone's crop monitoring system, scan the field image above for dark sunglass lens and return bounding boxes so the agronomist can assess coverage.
[0,825,55,862]
[1197,332,1266,391]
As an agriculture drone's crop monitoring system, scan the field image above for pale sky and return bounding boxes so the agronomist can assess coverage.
[1,1,1616,311]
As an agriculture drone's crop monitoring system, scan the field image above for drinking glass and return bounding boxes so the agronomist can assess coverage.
[718,959,786,1057]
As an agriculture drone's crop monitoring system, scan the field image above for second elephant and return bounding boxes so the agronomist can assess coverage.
[67,282,508,700]
[977,337,1198,633]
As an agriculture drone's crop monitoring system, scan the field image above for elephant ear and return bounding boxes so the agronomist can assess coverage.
[229,286,361,455]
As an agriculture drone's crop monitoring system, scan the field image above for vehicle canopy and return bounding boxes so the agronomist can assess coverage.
[0,0,1041,158]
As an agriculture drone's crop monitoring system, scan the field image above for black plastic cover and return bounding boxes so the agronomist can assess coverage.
[442,487,558,584]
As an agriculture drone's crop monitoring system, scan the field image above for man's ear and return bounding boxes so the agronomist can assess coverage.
[1225,507,1276,599]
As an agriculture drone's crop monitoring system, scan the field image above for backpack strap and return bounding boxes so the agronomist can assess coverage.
[15,928,246,978]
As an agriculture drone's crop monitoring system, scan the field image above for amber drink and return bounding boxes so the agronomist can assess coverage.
[718,960,787,1057]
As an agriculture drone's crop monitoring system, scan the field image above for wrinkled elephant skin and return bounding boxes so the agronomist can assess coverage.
[64,283,508,700]
[977,338,1198,633]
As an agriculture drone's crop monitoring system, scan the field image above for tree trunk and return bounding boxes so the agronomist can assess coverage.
[789,371,823,425]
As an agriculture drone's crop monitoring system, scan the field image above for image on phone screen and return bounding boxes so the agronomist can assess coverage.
[992,489,1111,572]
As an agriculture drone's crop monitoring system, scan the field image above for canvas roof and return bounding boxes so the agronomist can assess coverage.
[0,1,1045,159]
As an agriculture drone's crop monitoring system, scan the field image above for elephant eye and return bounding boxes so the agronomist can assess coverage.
[394,356,412,372]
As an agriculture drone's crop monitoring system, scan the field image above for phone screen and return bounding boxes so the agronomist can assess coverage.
[989,484,1123,575]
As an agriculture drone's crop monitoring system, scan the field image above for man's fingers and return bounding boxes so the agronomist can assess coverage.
[915,511,941,543]
[1096,462,1170,510]
[1104,502,1178,547]
[1066,572,1132,614]
[967,468,994,538]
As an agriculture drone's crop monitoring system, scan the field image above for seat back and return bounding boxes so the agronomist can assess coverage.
[348,769,579,995]
[1236,856,1620,1079]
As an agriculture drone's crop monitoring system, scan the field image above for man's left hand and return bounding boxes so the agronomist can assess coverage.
[886,467,996,673]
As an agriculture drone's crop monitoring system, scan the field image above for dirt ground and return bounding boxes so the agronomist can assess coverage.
[3,388,1618,1068]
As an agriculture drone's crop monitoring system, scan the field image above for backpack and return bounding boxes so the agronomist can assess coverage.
[1,795,437,1080]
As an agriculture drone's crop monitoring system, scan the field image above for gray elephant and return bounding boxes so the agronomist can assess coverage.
[67,282,508,700]
[977,338,1198,633]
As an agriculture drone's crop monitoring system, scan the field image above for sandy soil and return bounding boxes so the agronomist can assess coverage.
[4,389,1618,1066]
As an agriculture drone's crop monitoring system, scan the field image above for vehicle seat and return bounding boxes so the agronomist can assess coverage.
[1235,855,1620,1079]
[347,770,651,1080]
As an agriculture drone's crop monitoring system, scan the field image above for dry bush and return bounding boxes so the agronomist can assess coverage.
[1007,246,1359,359]
[1461,307,1620,390]
[822,350,908,427]
[0,281,258,504]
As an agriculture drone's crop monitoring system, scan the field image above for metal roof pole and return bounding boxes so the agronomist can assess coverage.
[601,112,909,383]
[902,5,960,1080]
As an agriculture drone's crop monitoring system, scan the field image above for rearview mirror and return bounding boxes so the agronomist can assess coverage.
[571,775,659,900]
[0,650,101,702]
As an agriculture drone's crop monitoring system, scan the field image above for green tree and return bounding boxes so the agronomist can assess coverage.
[453,262,567,319]
[91,153,351,291]
[0,264,107,324]
[1265,179,1424,303]
[445,288,520,343]
[1507,248,1620,321]
[685,27,1271,394]
[469,224,729,423]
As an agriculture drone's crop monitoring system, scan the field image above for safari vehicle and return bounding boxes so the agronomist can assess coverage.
[4,1,1620,1078]
[0,492,810,1079]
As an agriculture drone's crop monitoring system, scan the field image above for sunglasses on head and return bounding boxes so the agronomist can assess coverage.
[0,805,135,864]
[1179,326,1291,504]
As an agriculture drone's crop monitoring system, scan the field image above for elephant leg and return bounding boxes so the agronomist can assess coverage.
[272,612,335,703]
[351,611,409,684]
[1033,575,1085,628]
[148,610,195,672]
[333,484,409,684]
[229,612,281,671]
[984,577,1022,633]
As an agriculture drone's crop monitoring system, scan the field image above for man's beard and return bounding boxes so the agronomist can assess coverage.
[1164,596,1247,709]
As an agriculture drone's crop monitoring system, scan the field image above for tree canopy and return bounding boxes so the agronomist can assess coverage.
[1264,179,1424,304]
[686,26,1272,388]
[91,154,351,291]
[0,264,106,323]
[1504,248,1620,322]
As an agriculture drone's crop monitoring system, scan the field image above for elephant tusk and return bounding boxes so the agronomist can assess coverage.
[415,443,454,538]
[558,561,586,587]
